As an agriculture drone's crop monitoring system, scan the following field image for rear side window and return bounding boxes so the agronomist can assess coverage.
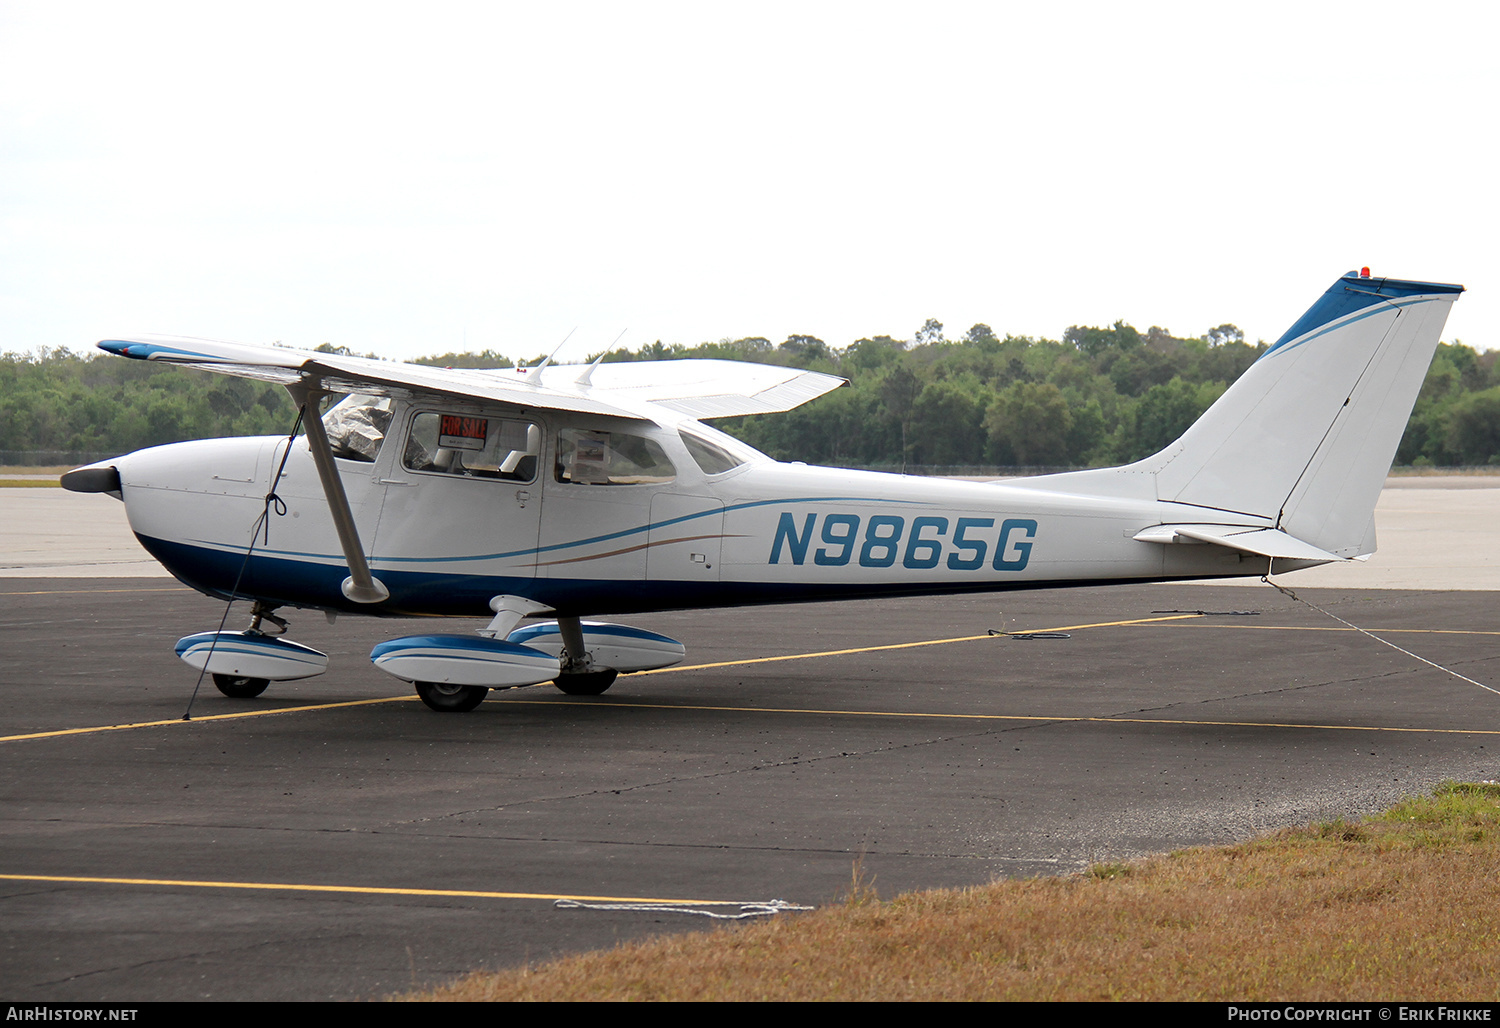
[555,429,676,485]
[403,411,540,482]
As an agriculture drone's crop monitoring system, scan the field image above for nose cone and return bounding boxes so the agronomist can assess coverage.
[60,462,122,494]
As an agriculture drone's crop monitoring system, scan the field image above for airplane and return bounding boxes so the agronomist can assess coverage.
[61,270,1463,712]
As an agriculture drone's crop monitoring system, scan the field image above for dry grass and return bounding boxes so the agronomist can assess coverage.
[400,783,1500,1002]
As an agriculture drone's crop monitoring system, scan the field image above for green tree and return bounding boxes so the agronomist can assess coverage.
[1445,387,1500,464]
[879,360,923,466]
[1205,323,1244,346]
[414,349,514,369]
[778,335,830,365]
[963,323,999,347]
[985,381,1073,466]
[845,335,905,372]
[1131,379,1224,459]
[914,318,945,347]
[908,378,990,465]
[1065,320,1141,358]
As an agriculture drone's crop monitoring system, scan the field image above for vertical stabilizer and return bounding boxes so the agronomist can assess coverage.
[1020,273,1463,557]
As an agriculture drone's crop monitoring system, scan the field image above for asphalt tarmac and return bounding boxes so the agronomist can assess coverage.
[3,483,1500,1000]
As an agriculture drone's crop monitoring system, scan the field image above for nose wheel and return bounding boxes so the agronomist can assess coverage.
[213,674,270,698]
[179,604,328,700]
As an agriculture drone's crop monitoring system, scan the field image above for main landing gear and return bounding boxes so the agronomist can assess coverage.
[551,617,619,696]
[409,665,619,709]
[372,607,686,712]
[414,682,490,712]
[552,669,619,696]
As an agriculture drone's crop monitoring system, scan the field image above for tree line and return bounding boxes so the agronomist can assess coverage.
[4,320,1497,468]
[590,320,1500,469]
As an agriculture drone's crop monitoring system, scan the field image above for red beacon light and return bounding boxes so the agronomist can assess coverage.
[1360,266,1371,278]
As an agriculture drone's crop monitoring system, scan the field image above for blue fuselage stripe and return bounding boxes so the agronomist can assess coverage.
[184,494,909,567]
[136,533,1236,618]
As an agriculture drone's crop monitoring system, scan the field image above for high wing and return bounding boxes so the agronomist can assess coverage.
[97,335,848,422]
[95,333,845,608]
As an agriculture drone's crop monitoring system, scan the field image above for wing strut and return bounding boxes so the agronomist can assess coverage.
[285,380,391,604]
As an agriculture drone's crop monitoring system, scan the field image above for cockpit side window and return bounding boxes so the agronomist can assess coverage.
[403,411,540,482]
[554,428,676,485]
[323,394,393,463]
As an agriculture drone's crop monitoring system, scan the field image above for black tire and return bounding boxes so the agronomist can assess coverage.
[414,681,489,712]
[552,669,618,695]
[213,674,269,698]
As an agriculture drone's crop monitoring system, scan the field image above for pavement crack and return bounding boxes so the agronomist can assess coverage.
[1110,657,1500,721]
[396,831,997,862]
[30,931,361,990]
[383,722,1077,829]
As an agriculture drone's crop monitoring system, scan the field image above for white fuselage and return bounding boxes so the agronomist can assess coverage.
[110,399,1272,618]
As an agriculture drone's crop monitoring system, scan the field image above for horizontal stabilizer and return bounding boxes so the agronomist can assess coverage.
[1133,524,1342,563]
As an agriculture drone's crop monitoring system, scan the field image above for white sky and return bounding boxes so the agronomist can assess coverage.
[2,0,1495,364]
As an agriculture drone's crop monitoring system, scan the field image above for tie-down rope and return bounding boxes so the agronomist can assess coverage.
[1264,575,1500,698]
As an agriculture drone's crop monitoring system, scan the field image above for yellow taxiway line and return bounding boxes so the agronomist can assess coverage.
[0,616,1190,744]
[0,695,416,742]
[0,872,722,907]
[2,586,190,595]
[1144,622,1500,636]
[635,613,1203,674]
[5,612,1495,743]
[508,700,1500,736]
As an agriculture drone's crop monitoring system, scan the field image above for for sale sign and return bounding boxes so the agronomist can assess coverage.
[438,415,488,451]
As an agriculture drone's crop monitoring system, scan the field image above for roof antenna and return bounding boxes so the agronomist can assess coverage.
[576,329,627,387]
[522,327,577,385]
